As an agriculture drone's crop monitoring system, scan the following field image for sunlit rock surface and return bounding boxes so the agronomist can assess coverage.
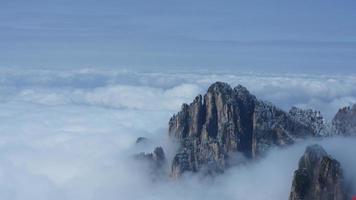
[169,82,320,178]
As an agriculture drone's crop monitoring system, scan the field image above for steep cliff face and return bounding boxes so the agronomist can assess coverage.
[289,144,347,200]
[332,104,356,136]
[169,82,319,178]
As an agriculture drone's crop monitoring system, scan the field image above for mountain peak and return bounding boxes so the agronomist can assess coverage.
[289,144,348,200]
[234,84,249,93]
[207,81,232,93]
[332,103,356,136]
[169,81,317,178]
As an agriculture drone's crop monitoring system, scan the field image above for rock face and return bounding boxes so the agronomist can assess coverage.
[289,144,347,200]
[289,107,327,136]
[169,82,319,178]
[332,104,356,136]
[135,147,166,175]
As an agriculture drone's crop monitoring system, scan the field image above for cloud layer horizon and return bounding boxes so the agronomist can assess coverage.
[0,68,355,199]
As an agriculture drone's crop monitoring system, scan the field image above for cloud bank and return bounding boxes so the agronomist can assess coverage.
[0,68,355,199]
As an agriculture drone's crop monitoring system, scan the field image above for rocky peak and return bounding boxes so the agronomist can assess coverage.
[135,146,166,176]
[289,107,327,136]
[207,81,233,95]
[332,104,356,136]
[299,145,328,170]
[289,144,348,200]
[152,147,165,163]
[135,137,149,144]
[169,82,316,178]
[234,84,252,98]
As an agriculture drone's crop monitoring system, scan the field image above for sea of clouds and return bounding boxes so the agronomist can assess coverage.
[0,68,355,200]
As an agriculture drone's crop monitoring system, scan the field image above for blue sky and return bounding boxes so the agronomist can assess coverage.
[1,0,356,74]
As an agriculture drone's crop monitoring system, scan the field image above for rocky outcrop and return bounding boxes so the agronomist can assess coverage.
[169,82,318,178]
[289,144,348,200]
[135,137,149,144]
[135,147,166,176]
[332,104,356,136]
[289,107,327,136]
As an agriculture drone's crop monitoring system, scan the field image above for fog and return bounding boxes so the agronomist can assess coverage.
[0,68,355,199]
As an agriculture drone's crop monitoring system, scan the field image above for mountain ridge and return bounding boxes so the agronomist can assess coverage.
[168,82,325,177]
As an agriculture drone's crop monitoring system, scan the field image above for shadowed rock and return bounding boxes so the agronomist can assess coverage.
[332,104,356,136]
[135,137,149,144]
[169,82,319,178]
[289,107,327,136]
[289,144,348,200]
[135,147,166,176]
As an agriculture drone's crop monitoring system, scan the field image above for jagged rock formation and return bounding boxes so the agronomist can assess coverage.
[289,107,327,136]
[289,144,348,200]
[169,82,319,178]
[135,137,149,144]
[135,147,166,176]
[332,104,356,136]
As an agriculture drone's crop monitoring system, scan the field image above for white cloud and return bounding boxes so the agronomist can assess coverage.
[71,83,201,111]
[0,68,356,199]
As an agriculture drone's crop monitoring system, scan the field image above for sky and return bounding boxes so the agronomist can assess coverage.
[1,0,356,74]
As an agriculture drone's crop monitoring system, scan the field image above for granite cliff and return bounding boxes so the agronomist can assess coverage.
[168,82,324,178]
[289,144,348,200]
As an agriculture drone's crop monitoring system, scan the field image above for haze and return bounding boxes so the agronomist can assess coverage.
[1,0,356,74]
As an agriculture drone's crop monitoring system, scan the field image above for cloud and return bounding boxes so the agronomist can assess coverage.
[71,83,201,111]
[3,68,356,119]
[0,68,356,199]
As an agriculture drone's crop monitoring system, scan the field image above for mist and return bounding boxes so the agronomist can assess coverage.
[0,68,355,199]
